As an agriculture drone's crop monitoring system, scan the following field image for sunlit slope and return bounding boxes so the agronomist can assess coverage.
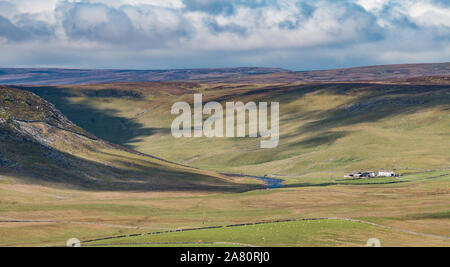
[0,86,255,191]
[18,80,450,176]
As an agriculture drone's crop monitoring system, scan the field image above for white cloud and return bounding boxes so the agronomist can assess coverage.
[85,0,185,9]
[356,0,390,12]
[0,0,449,69]
[407,2,450,27]
[6,0,59,14]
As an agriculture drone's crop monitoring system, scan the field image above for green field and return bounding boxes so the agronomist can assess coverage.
[84,219,449,247]
[0,170,448,247]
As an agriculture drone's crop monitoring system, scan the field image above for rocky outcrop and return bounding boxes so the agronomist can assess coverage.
[0,86,95,138]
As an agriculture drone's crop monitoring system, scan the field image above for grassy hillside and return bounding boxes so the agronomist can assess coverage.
[0,86,257,192]
[17,79,450,176]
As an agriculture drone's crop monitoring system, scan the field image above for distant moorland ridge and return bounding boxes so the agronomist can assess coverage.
[1,62,449,85]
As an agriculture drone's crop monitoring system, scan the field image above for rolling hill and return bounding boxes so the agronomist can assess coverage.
[14,77,450,177]
[0,86,257,191]
[0,67,287,86]
[218,63,450,83]
[1,63,450,85]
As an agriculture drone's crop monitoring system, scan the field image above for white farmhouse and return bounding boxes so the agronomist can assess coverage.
[346,171,397,179]
[376,171,396,177]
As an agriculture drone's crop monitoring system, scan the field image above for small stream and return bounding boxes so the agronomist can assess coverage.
[225,174,285,189]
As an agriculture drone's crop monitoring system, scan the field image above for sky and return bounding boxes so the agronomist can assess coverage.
[0,0,449,70]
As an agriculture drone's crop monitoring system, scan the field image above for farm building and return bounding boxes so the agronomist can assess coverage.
[346,171,397,179]
[376,171,396,177]
[361,172,377,178]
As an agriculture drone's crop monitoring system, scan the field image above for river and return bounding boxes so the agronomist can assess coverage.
[224,173,285,189]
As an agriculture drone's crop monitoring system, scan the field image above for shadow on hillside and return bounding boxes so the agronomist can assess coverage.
[210,82,449,137]
[289,131,347,149]
[15,83,450,154]
[0,127,254,192]
[14,86,167,148]
[200,83,450,162]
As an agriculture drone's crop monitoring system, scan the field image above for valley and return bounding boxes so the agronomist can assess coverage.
[0,64,449,247]
[15,78,450,176]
